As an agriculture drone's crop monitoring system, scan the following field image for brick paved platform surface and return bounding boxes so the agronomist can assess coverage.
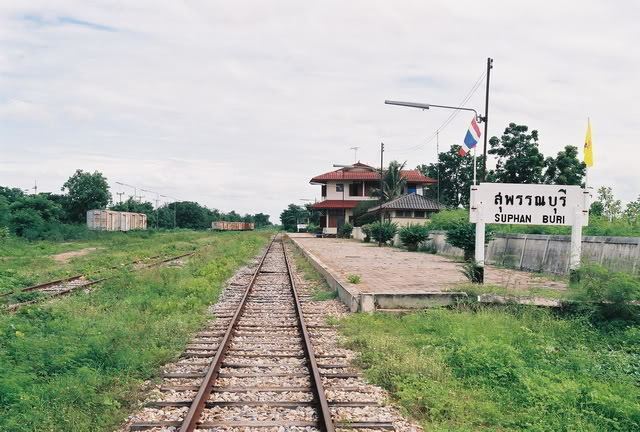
[288,234,567,296]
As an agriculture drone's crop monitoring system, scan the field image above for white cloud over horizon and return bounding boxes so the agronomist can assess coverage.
[1,1,638,221]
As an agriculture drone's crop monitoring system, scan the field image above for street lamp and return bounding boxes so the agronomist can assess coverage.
[384,100,483,123]
[384,99,485,185]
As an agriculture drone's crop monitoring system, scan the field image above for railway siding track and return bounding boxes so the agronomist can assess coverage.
[2,252,196,311]
[126,236,418,432]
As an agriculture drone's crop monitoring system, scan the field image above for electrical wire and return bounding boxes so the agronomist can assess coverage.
[389,70,487,155]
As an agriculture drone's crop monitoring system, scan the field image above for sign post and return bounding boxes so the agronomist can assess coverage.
[470,183,589,283]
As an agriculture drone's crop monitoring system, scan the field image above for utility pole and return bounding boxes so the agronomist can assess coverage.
[378,142,384,247]
[141,189,161,229]
[482,57,493,182]
[116,192,124,204]
[436,131,440,205]
[33,180,37,195]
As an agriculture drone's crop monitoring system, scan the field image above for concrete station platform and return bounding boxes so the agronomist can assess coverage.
[287,233,567,312]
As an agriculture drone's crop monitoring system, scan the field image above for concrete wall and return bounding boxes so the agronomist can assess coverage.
[427,230,640,275]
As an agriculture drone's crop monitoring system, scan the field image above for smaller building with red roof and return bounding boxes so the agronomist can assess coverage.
[310,162,436,234]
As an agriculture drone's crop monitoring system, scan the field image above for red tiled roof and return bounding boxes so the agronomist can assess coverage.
[311,200,362,209]
[310,167,435,184]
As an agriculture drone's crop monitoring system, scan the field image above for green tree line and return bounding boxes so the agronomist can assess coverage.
[1,170,272,240]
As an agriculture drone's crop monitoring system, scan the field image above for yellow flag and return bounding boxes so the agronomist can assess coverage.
[584,119,594,167]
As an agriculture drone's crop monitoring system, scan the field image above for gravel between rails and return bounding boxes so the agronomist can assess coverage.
[121,239,420,432]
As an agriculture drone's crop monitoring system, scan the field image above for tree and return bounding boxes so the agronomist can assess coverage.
[372,161,407,202]
[111,198,157,227]
[253,213,271,228]
[9,195,63,223]
[352,200,378,226]
[487,123,546,184]
[0,196,9,227]
[543,145,586,185]
[61,170,111,222]
[174,201,208,229]
[9,209,44,238]
[596,186,622,222]
[418,145,485,208]
[623,196,640,225]
[0,186,25,203]
[280,204,309,232]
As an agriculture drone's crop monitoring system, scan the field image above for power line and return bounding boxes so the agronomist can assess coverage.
[390,70,487,155]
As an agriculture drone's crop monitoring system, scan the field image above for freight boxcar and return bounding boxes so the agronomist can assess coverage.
[212,221,255,231]
[87,210,148,231]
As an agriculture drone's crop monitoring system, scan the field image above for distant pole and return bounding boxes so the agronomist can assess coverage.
[350,146,360,163]
[436,131,440,205]
[482,57,493,182]
[116,192,124,204]
[378,142,384,247]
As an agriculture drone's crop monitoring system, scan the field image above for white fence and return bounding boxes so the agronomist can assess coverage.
[428,231,639,275]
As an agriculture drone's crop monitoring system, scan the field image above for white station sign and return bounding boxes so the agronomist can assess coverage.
[470,183,589,226]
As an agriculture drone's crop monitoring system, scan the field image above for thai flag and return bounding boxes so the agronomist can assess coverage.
[458,117,482,156]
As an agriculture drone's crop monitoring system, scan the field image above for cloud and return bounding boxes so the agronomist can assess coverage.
[20,13,117,32]
[0,0,638,223]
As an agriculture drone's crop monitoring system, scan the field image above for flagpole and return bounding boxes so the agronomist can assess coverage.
[473,146,477,185]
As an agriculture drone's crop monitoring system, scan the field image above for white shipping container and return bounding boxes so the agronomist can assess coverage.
[86,210,148,231]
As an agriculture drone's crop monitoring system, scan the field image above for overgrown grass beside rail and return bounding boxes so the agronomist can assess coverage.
[0,230,222,296]
[0,231,271,432]
[339,306,640,431]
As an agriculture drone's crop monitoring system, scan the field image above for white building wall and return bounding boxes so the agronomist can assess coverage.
[322,181,377,201]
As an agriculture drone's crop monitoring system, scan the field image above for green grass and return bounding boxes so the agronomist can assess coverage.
[0,230,227,297]
[285,238,337,301]
[452,282,567,300]
[339,306,640,431]
[0,230,272,431]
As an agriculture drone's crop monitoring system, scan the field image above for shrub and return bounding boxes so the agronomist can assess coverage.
[9,208,45,238]
[399,223,430,251]
[306,223,320,234]
[338,222,353,238]
[570,264,640,321]
[431,210,493,261]
[369,220,398,245]
[361,224,372,242]
[428,209,469,231]
[347,274,361,284]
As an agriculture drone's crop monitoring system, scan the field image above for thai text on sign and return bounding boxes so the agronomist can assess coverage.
[470,183,589,226]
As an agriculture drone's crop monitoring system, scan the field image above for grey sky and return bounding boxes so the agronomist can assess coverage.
[1,1,638,221]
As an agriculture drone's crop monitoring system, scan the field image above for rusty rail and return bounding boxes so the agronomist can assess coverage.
[177,235,335,432]
[178,236,276,432]
[283,235,336,432]
[3,251,198,311]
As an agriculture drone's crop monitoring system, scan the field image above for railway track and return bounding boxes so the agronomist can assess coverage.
[2,252,195,311]
[127,235,402,432]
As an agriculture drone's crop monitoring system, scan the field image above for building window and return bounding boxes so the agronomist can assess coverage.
[336,183,344,192]
[407,184,417,194]
[321,185,327,197]
[396,210,410,217]
[414,211,426,218]
[349,183,362,196]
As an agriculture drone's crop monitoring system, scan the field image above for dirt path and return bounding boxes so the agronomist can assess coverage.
[51,247,99,263]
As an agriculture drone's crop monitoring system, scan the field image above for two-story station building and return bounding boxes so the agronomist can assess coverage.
[310,162,436,234]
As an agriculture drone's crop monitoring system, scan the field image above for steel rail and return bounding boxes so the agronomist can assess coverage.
[283,238,336,432]
[3,251,198,311]
[178,235,277,432]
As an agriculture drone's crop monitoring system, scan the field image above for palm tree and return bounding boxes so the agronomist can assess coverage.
[371,160,407,202]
